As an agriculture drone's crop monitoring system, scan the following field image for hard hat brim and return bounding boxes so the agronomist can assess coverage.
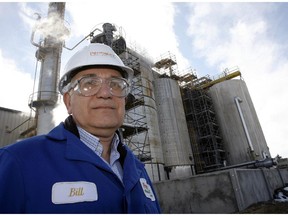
[58,43,134,95]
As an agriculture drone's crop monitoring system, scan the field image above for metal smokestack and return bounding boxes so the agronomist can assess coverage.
[30,3,68,135]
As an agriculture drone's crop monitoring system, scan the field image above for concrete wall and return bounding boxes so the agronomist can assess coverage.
[153,167,288,213]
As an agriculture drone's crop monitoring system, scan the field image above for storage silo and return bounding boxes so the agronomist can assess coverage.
[154,77,194,179]
[208,79,270,165]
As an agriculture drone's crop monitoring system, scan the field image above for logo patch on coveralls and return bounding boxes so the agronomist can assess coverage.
[140,178,155,201]
[52,181,97,204]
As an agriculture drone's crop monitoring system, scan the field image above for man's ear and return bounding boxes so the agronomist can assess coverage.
[63,92,72,114]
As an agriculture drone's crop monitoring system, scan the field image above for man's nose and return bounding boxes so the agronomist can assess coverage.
[96,82,112,98]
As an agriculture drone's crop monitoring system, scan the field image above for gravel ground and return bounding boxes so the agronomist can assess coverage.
[238,201,288,213]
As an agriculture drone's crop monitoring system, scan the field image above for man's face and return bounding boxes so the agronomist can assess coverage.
[64,68,126,137]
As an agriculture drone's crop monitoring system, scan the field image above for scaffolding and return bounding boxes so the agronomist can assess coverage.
[180,67,241,90]
[153,53,226,173]
[182,88,226,173]
[154,51,178,77]
[179,67,241,173]
[120,50,152,162]
[178,68,242,173]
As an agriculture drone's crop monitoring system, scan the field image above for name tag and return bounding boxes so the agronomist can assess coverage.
[52,181,98,204]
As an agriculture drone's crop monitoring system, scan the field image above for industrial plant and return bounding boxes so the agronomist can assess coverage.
[1,3,287,213]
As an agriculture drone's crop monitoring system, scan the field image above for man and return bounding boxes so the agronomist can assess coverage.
[0,43,161,213]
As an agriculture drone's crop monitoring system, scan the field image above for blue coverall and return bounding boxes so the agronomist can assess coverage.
[0,118,161,213]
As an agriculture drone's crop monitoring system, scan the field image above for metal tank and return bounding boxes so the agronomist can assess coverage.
[208,79,270,165]
[119,48,166,182]
[154,77,194,179]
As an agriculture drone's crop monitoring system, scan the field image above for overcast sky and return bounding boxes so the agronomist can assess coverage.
[0,2,287,159]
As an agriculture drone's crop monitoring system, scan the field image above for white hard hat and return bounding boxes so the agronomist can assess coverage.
[58,43,134,94]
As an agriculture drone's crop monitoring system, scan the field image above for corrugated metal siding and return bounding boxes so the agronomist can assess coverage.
[0,107,33,147]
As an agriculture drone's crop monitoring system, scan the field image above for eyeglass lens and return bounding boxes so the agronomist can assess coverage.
[76,77,129,97]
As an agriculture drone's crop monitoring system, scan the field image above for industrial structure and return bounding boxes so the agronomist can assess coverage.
[28,3,67,135]
[1,3,287,213]
[0,3,273,178]
[115,39,271,179]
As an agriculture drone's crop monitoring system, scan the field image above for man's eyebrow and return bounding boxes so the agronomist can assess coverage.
[84,74,123,79]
